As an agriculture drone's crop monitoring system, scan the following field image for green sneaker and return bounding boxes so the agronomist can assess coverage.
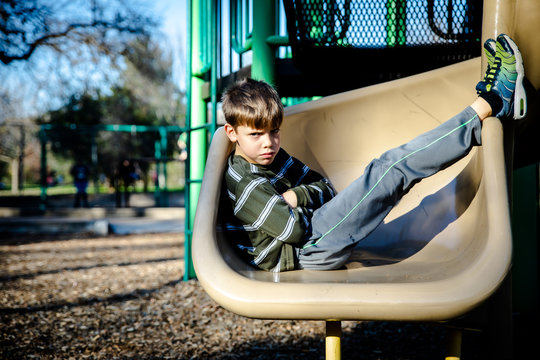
[476,34,527,120]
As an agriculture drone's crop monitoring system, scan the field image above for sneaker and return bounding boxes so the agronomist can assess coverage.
[476,34,527,120]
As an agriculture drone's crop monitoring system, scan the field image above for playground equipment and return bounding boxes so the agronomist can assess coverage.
[194,58,511,359]
[185,0,487,279]
[189,0,539,358]
[38,124,185,210]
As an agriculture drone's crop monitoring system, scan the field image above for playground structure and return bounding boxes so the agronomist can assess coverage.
[188,0,539,359]
[38,124,186,210]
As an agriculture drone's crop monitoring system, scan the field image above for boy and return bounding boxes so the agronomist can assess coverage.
[223,34,527,272]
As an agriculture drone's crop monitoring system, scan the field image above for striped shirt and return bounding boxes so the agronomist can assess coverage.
[224,148,335,272]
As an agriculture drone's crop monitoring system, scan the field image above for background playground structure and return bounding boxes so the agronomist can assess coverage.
[36,123,188,209]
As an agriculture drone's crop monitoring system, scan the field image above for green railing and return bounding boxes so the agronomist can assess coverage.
[185,0,216,280]
[184,0,291,280]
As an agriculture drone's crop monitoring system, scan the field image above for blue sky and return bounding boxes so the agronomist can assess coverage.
[152,0,188,90]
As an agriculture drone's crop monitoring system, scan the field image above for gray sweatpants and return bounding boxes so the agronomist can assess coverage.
[297,106,482,270]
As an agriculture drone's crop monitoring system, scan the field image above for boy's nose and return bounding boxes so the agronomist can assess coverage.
[262,134,273,147]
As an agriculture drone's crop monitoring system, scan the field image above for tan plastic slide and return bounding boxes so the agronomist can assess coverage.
[192,57,513,322]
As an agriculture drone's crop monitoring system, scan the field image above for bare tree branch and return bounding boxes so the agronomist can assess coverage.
[0,0,155,65]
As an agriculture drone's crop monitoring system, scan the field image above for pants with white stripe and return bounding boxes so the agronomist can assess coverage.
[297,106,483,270]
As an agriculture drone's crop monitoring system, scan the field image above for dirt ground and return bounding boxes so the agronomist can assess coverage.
[1,232,488,359]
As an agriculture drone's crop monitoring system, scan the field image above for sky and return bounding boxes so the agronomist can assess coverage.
[151,0,188,91]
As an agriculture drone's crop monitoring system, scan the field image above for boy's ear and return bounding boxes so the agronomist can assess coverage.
[224,123,237,142]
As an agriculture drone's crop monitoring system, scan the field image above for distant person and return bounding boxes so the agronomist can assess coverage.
[222,35,528,272]
[46,170,58,187]
[115,159,138,207]
[70,161,90,207]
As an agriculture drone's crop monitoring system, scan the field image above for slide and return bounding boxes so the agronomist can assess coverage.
[192,57,513,322]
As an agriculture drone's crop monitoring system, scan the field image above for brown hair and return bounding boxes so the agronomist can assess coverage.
[221,78,283,129]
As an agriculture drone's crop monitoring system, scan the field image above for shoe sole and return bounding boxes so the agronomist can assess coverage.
[499,34,527,120]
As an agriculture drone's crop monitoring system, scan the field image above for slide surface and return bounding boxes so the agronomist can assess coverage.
[192,58,513,321]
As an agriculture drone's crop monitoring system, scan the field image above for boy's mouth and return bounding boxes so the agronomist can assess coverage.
[261,151,275,158]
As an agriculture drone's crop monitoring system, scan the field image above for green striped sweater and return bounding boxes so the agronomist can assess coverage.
[224,148,335,272]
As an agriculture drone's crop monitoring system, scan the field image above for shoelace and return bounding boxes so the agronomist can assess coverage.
[477,57,501,93]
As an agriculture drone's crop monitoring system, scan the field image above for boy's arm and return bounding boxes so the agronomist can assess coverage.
[275,153,336,210]
[289,177,336,210]
[281,190,298,208]
[231,173,307,245]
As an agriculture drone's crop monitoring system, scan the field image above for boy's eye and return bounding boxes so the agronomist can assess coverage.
[246,129,279,137]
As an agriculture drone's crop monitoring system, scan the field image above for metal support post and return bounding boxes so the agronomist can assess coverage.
[445,328,462,360]
[252,0,277,83]
[39,128,48,211]
[185,0,209,280]
[17,124,25,192]
[154,139,162,206]
[160,127,169,206]
[325,320,342,360]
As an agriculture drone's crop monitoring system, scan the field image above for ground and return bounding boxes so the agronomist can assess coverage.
[0,232,486,359]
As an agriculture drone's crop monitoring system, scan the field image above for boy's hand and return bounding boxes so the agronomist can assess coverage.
[281,190,298,208]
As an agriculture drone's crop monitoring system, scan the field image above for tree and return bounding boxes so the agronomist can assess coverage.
[121,35,185,125]
[0,0,157,120]
[39,93,102,161]
[97,36,185,183]
[37,37,185,188]
[0,120,41,190]
[0,0,155,65]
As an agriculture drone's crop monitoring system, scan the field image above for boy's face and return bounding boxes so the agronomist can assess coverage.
[224,124,281,166]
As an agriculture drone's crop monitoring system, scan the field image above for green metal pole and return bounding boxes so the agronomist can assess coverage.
[154,138,162,206]
[185,0,208,281]
[184,0,193,281]
[39,128,47,212]
[160,127,169,207]
[210,0,218,135]
[251,0,277,83]
[386,0,407,47]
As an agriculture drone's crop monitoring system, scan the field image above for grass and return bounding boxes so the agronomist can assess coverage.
[0,184,184,197]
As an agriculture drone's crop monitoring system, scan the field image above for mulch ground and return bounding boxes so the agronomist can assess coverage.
[0,232,487,359]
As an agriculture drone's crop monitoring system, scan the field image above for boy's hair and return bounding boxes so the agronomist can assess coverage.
[222,78,283,129]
